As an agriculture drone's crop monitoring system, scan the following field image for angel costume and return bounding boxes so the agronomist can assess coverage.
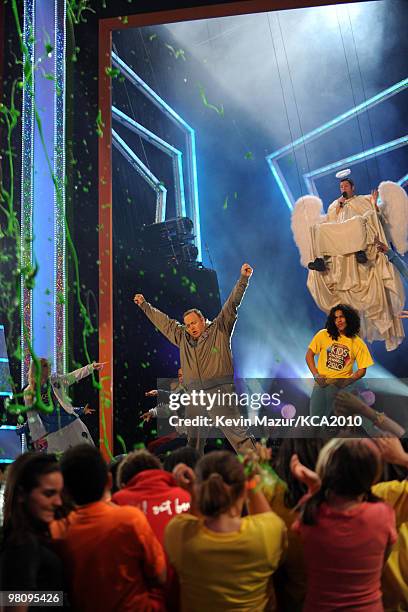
[292,182,408,351]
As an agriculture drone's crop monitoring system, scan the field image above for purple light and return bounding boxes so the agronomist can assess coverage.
[281,403,296,419]
[359,390,376,407]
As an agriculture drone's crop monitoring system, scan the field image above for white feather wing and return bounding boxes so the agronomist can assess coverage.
[291,195,326,267]
[379,181,408,255]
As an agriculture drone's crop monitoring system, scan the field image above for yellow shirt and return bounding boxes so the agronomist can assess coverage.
[309,329,373,379]
[165,512,287,612]
[372,480,408,612]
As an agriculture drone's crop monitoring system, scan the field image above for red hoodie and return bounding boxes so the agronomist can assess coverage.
[112,469,191,545]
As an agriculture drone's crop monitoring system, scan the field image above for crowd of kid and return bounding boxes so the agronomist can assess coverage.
[0,399,407,612]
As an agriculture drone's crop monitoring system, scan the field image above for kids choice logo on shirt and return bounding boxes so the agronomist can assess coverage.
[326,343,351,371]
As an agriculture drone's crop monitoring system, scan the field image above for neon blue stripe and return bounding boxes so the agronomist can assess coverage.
[112,106,186,217]
[267,160,293,211]
[266,78,408,161]
[112,130,167,222]
[266,82,408,209]
[112,52,201,260]
[304,136,408,179]
[397,173,408,186]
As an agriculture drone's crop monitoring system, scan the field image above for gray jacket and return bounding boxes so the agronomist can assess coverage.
[138,275,249,388]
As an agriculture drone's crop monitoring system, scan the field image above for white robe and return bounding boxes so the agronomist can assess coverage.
[307,195,405,351]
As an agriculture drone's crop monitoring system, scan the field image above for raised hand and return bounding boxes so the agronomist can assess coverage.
[370,188,379,209]
[334,391,369,417]
[83,404,96,415]
[145,389,158,397]
[374,437,408,467]
[374,236,388,253]
[315,374,328,388]
[172,463,195,493]
[290,453,321,496]
[241,263,253,278]
[133,294,145,306]
[92,362,106,371]
[241,442,272,478]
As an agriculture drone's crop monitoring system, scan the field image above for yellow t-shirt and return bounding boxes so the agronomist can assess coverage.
[165,512,287,612]
[372,480,408,612]
[309,329,373,379]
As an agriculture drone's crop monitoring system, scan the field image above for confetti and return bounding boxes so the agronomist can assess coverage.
[165,44,186,61]
[198,85,224,117]
[116,435,127,454]
[105,66,120,79]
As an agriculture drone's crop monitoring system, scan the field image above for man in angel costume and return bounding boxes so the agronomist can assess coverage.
[292,174,408,351]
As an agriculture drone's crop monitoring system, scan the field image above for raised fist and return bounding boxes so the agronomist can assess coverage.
[134,294,145,306]
[241,263,253,278]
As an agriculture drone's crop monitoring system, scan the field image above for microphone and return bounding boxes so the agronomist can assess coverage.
[339,191,348,208]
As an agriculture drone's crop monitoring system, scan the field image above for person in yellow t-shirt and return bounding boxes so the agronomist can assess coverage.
[306,304,374,421]
[165,450,287,612]
[371,437,408,612]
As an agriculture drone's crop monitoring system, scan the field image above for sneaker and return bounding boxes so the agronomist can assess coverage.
[355,250,368,264]
[308,258,326,272]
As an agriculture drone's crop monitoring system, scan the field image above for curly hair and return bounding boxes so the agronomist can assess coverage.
[326,304,360,340]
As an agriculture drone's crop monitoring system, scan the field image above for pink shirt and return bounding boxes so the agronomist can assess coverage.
[294,501,397,611]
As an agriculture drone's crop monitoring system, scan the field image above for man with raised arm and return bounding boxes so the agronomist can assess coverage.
[134,263,256,454]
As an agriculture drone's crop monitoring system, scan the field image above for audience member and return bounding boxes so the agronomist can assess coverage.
[372,437,408,612]
[0,453,65,609]
[163,446,200,473]
[108,453,126,495]
[294,438,397,612]
[112,449,191,545]
[165,450,287,611]
[51,445,166,612]
[268,438,325,612]
[334,391,405,438]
